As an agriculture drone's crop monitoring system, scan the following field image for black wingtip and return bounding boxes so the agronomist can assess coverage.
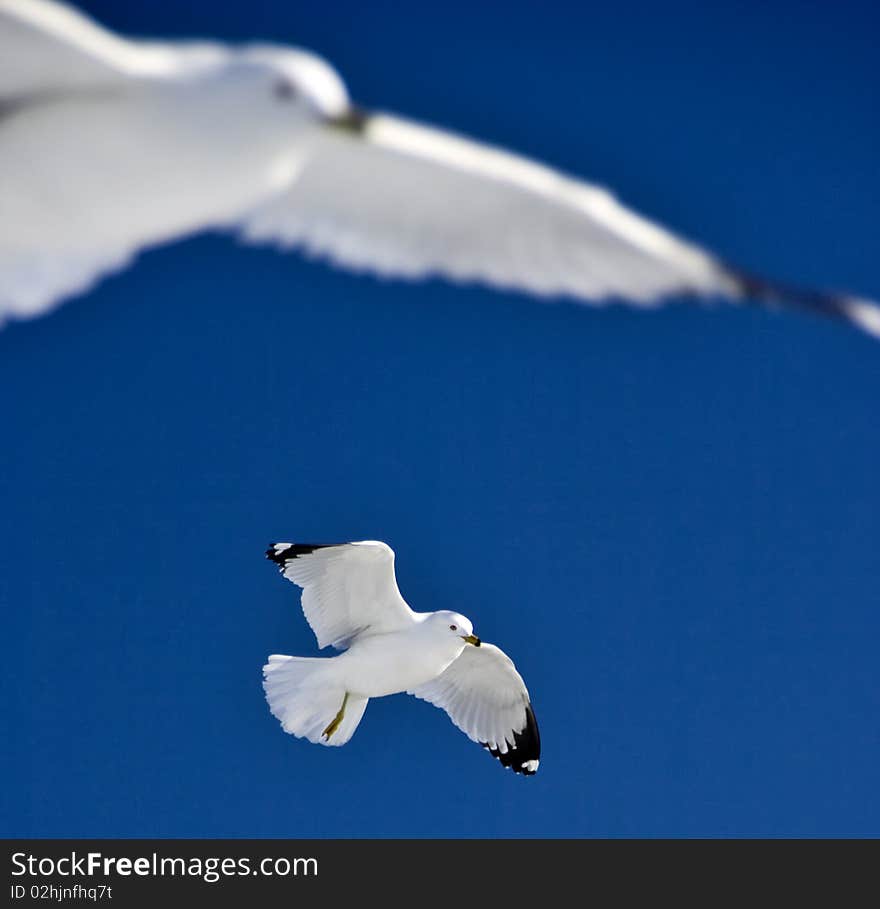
[485,703,541,776]
[728,267,880,340]
[266,543,331,565]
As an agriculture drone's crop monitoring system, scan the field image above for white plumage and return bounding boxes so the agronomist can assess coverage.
[271,540,413,650]
[1,0,877,336]
[263,541,540,774]
[409,644,539,771]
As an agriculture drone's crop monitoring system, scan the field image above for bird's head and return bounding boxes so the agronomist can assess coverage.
[235,46,361,128]
[429,611,481,647]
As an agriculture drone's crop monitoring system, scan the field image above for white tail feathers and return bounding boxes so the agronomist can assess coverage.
[262,655,368,747]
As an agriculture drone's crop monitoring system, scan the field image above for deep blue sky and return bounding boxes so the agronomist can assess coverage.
[2,0,878,837]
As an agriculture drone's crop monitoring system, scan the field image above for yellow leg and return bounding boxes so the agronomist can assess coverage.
[322,692,349,740]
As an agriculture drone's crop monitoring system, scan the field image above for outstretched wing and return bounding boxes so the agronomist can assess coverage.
[266,541,415,650]
[243,113,731,306]
[409,642,540,775]
[242,112,880,338]
[0,0,185,99]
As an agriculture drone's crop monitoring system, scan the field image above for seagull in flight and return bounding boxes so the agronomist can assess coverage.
[1,0,877,337]
[263,541,541,775]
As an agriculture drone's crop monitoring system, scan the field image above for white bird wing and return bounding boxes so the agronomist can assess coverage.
[0,0,186,99]
[409,642,540,775]
[266,541,415,650]
[241,111,739,308]
[241,112,880,338]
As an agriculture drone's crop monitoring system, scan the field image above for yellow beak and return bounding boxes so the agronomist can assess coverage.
[462,634,481,647]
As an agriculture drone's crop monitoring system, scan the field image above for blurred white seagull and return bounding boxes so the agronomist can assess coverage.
[263,541,541,775]
[1,0,878,337]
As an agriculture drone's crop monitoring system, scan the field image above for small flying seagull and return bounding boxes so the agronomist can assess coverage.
[1,0,878,338]
[263,541,541,775]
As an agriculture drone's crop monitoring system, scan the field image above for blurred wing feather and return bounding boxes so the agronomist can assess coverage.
[242,112,737,307]
[0,0,189,99]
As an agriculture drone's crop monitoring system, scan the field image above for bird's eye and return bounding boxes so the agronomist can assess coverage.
[273,78,298,101]
[449,624,458,631]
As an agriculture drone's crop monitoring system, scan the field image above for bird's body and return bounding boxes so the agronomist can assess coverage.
[3,81,271,241]
[302,622,468,699]
[263,541,541,775]
[0,32,330,310]
[1,0,878,336]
